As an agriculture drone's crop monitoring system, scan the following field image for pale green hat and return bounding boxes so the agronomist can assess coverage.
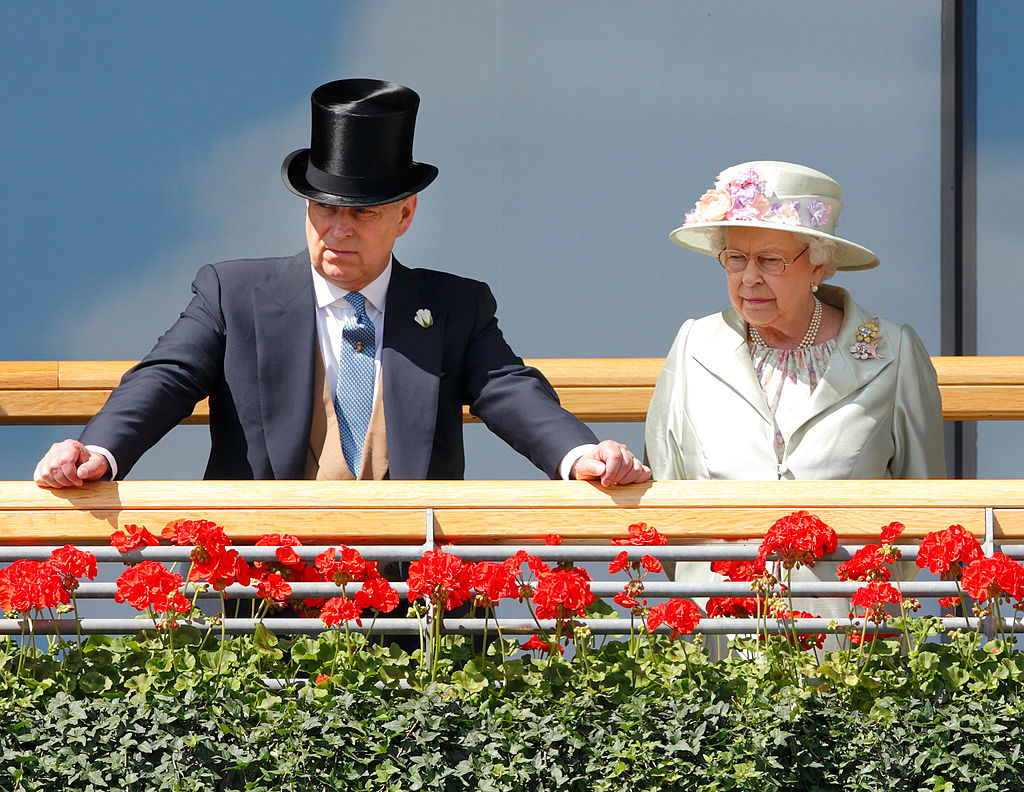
[669,161,879,271]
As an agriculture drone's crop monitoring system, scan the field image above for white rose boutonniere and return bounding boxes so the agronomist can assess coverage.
[414,308,433,328]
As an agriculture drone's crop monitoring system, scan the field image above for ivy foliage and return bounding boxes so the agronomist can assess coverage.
[2,625,1023,791]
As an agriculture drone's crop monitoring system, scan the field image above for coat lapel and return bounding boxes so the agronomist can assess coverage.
[253,251,316,479]
[690,308,774,426]
[796,285,894,433]
[382,260,444,479]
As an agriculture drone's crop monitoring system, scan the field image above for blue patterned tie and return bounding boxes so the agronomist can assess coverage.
[334,291,376,474]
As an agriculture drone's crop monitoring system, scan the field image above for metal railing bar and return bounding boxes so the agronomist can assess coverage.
[0,543,944,563]
[1,615,1016,637]
[984,506,995,556]
[61,580,968,599]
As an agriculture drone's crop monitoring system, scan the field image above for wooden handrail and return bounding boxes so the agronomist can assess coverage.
[1,357,1022,425]
[1,479,1022,545]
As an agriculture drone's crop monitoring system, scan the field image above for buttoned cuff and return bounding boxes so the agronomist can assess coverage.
[84,445,118,481]
[559,444,598,481]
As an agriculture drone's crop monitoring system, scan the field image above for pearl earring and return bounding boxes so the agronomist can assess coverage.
[811,283,819,293]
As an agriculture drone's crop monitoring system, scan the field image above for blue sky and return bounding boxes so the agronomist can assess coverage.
[1,1,1019,480]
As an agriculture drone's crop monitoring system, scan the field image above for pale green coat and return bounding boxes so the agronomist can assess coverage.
[644,285,946,482]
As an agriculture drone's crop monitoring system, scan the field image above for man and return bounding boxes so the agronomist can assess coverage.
[35,78,649,488]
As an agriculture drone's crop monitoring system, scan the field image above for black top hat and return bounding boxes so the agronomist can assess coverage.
[282,79,438,207]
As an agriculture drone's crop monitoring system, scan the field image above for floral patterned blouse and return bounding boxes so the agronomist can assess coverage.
[749,338,837,464]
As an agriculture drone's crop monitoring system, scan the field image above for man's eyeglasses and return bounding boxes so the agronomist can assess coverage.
[717,246,808,275]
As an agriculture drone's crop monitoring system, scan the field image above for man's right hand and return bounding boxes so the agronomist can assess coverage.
[33,439,110,488]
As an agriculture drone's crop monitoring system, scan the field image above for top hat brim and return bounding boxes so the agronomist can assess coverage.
[282,148,438,207]
[670,220,880,271]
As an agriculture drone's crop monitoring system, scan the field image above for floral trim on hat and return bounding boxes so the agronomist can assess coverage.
[850,317,884,360]
[684,167,831,230]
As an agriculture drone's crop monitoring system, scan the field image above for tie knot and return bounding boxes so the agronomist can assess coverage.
[344,291,367,315]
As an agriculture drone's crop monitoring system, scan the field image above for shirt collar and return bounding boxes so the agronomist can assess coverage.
[311,257,393,312]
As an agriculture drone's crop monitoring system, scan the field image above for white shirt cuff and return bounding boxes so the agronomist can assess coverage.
[559,443,598,481]
[84,445,118,481]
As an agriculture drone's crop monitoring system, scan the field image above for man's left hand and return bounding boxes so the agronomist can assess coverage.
[571,440,651,486]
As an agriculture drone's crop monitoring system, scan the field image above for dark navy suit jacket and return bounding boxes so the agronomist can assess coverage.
[80,252,597,480]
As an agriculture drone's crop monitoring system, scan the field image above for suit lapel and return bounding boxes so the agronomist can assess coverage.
[382,260,444,479]
[690,309,774,426]
[253,251,316,479]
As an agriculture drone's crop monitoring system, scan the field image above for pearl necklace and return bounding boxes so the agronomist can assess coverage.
[748,297,822,349]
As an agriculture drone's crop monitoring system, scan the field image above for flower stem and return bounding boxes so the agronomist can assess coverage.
[217,591,227,675]
[70,592,84,650]
[783,567,805,685]
[956,580,973,632]
[891,564,914,653]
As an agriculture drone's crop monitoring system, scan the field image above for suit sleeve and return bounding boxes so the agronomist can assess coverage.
[889,323,946,478]
[461,282,597,479]
[78,264,228,478]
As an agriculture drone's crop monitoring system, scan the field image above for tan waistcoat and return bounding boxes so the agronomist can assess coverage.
[305,349,389,480]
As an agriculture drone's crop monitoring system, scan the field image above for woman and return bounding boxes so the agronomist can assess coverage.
[645,161,945,624]
[646,161,944,481]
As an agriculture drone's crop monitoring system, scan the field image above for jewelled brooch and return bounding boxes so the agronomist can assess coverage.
[850,317,884,360]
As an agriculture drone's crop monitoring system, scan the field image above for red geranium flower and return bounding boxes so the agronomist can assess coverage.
[961,553,1024,603]
[48,544,98,589]
[521,633,563,654]
[879,521,905,546]
[274,546,301,566]
[466,561,516,609]
[849,631,899,645]
[533,567,595,621]
[614,590,641,610]
[320,596,363,627]
[503,551,551,603]
[254,534,306,574]
[646,598,701,639]
[837,544,892,582]
[706,596,762,619]
[254,571,293,603]
[916,524,983,579]
[545,534,563,545]
[316,546,376,588]
[115,560,191,616]
[611,522,668,546]
[110,524,159,553]
[250,534,327,614]
[710,558,768,582]
[353,577,400,614]
[190,547,250,593]
[505,550,551,578]
[609,551,663,577]
[851,581,903,624]
[758,511,837,570]
[406,548,469,611]
[162,518,229,557]
[608,551,630,574]
[0,559,69,613]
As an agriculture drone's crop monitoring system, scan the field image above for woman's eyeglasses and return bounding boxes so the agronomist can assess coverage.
[717,246,808,275]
